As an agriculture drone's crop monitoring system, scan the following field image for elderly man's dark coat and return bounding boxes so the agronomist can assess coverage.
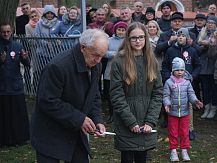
[31,43,103,161]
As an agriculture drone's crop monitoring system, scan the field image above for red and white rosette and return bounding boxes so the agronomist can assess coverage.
[10,51,16,59]
[183,51,189,60]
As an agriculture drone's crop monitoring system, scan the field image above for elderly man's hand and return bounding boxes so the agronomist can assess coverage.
[81,117,96,135]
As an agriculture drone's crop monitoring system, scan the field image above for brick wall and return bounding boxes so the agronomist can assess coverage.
[19,0,58,8]
[19,0,193,11]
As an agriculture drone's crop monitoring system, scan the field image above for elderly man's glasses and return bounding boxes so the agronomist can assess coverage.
[130,35,145,42]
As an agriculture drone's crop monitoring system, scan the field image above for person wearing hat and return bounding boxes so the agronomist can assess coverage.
[144,7,156,25]
[197,15,217,119]
[163,57,203,162]
[190,13,207,38]
[162,27,201,141]
[156,11,199,65]
[156,12,200,135]
[103,21,128,123]
[34,5,60,35]
[157,1,172,32]
[132,1,146,23]
[189,13,207,109]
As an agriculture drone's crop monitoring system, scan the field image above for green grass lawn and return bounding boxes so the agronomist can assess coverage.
[0,99,217,163]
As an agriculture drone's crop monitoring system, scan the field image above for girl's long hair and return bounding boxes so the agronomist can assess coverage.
[117,22,158,85]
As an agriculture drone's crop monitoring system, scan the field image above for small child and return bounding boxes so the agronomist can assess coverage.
[163,57,203,162]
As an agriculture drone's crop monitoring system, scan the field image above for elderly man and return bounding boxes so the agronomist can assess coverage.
[190,13,207,38]
[132,1,146,23]
[31,29,108,163]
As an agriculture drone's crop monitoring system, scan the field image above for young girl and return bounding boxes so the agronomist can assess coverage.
[163,57,203,162]
[110,22,163,163]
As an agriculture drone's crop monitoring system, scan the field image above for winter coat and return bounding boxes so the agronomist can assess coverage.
[51,13,82,35]
[16,14,29,35]
[163,76,198,117]
[31,43,103,161]
[189,25,203,39]
[110,55,163,151]
[162,43,201,82]
[199,30,217,75]
[157,16,171,32]
[0,37,30,95]
[132,12,146,24]
[35,5,60,35]
[88,21,114,37]
[207,38,217,81]
[155,29,201,57]
[104,35,124,80]
[34,18,60,35]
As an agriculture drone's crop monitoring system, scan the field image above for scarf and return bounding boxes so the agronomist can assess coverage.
[41,17,58,28]
[28,19,38,28]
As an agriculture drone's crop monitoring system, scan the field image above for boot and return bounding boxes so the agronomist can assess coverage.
[170,149,179,162]
[181,149,191,161]
[201,104,211,118]
[206,105,217,119]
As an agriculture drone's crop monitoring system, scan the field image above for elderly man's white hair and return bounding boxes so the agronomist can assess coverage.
[79,29,108,47]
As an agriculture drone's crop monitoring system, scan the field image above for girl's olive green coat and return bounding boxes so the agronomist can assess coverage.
[110,55,163,151]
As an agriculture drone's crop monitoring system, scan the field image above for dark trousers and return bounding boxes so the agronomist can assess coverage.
[99,58,108,96]
[36,138,89,163]
[200,75,217,105]
[104,80,113,116]
[192,77,201,101]
[121,151,147,163]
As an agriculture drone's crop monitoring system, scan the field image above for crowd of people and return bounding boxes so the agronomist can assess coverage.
[0,1,217,163]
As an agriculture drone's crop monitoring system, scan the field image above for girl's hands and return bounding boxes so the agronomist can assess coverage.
[131,125,140,133]
[165,105,171,113]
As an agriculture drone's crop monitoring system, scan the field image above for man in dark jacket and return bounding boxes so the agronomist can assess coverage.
[189,13,206,39]
[155,12,200,66]
[31,29,108,163]
[131,1,146,23]
[157,1,172,32]
[16,3,31,35]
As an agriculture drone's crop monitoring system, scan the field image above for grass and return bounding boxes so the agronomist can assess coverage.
[0,98,217,163]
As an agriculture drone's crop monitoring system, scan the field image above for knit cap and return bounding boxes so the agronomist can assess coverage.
[113,21,128,33]
[177,27,190,38]
[207,15,217,25]
[145,7,155,14]
[172,57,185,72]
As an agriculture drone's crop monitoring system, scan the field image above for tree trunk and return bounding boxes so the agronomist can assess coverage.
[0,0,19,27]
